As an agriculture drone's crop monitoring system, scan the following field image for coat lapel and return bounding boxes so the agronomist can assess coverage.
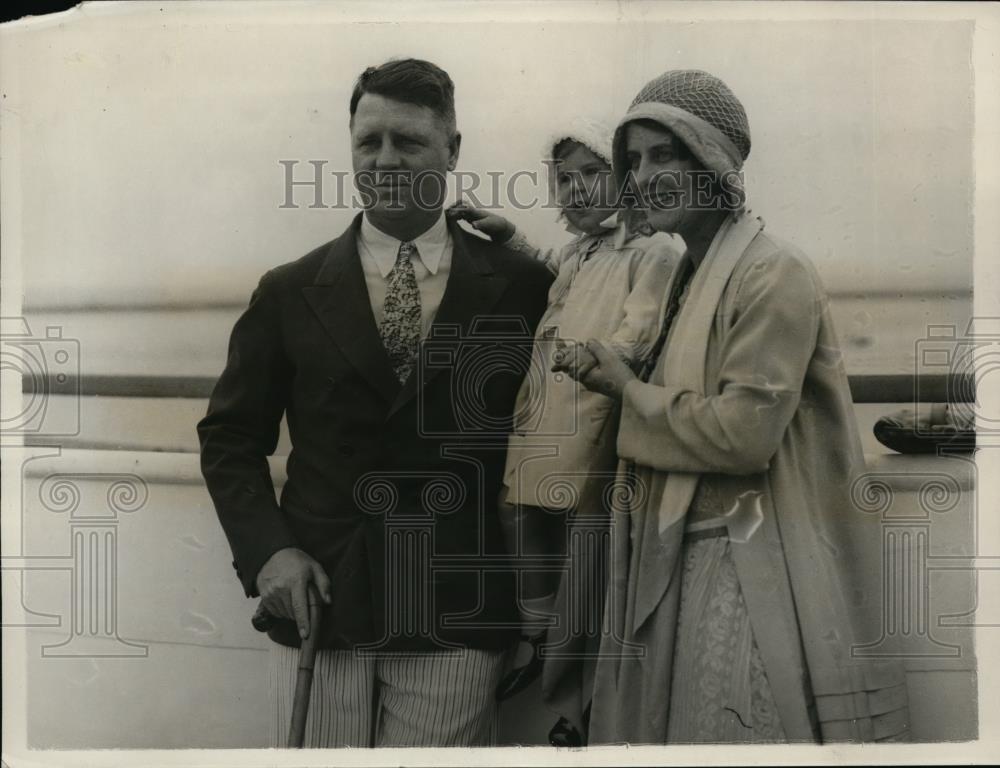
[631,214,765,634]
[301,214,401,405]
[387,222,510,418]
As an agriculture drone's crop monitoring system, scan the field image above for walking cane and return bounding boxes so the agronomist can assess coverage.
[252,589,324,748]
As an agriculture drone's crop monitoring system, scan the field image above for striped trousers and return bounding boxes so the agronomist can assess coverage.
[267,644,507,747]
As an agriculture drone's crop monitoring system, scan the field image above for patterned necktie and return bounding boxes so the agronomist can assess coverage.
[379,241,422,384]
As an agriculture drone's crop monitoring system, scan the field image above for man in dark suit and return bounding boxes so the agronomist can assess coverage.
[198,59,552,747]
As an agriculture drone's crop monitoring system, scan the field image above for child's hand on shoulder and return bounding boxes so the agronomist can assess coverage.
[447,200,516,243]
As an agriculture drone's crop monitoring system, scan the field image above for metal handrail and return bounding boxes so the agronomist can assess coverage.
[23,372,976,404]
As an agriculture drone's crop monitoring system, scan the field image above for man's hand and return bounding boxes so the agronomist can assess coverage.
[447,200,516,243]
[572,340,637,401]
[255,547,332,639]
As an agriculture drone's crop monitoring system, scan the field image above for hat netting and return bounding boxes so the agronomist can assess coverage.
[631,70,751,161]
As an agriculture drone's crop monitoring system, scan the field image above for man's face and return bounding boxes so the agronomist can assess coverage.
[350,93,460,221]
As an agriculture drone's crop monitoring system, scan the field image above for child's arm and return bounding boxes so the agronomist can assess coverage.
[505,231,566,276]
[551,240,679,381]
[448,201,562,274]
[606,240,681,367]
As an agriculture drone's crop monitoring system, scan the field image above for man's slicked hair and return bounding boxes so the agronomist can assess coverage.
[349,58,457,135]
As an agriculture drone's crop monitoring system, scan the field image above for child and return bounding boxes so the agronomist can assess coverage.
[449,118,679,716]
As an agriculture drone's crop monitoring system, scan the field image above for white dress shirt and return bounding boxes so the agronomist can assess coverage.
[357,213,453,338]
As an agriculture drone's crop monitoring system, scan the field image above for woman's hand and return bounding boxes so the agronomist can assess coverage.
[574,340,637,401]
[551,339,598,378]
[447,200,516,243]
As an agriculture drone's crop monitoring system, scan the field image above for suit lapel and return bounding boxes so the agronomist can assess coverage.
[301,214,401,405]
[387,223,510,418]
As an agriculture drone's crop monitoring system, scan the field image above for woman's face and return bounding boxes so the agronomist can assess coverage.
[552,141,617,235]
[623,121,702,236]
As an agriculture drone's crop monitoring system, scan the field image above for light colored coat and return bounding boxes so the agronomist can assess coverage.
[588,214,910,743]
[503,225,678,508]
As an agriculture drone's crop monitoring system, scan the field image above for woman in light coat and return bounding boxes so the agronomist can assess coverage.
[559,70,910,744]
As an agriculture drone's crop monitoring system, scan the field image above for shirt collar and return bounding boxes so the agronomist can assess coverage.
[565,213,627,254]
[562,211,619,236]
[360,212,449,278]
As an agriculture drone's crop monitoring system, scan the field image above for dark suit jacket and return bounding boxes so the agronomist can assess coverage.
[198,214,553,652]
